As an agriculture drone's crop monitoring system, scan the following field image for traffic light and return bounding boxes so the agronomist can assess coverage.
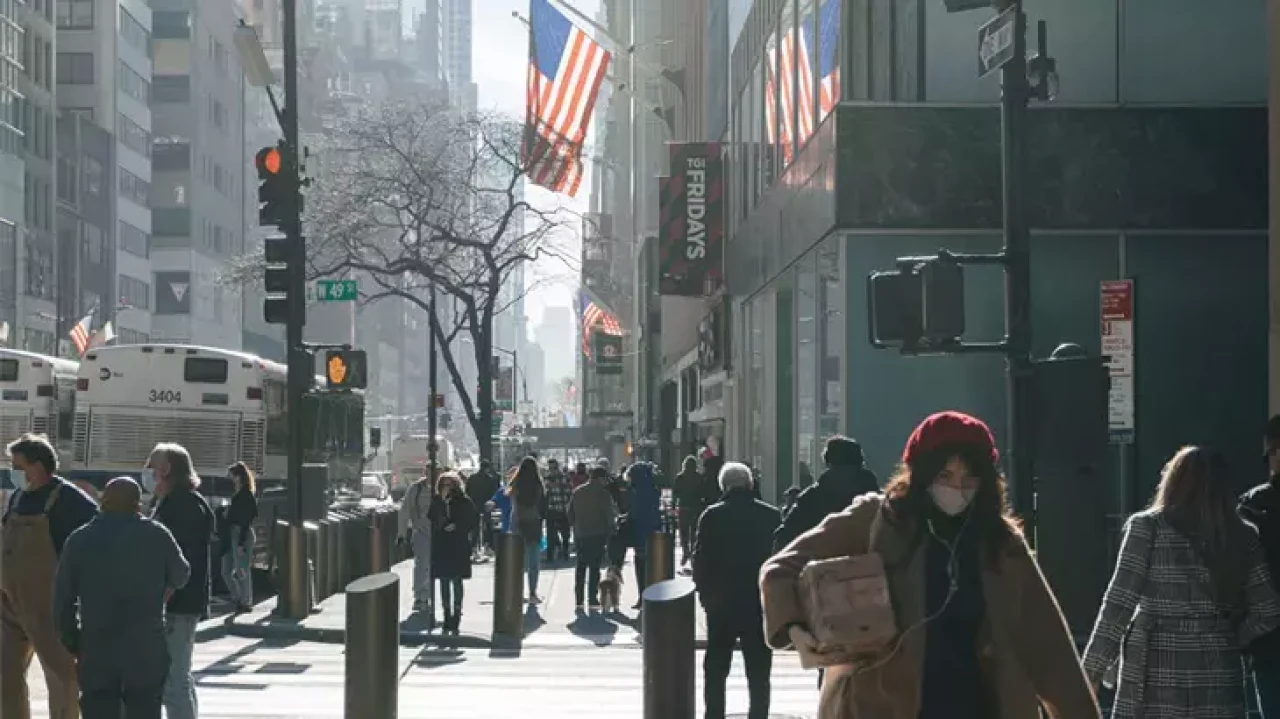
[867,260,965,349]
[255,144,290,228]
[324,349,368,390]
[262,235,290,325]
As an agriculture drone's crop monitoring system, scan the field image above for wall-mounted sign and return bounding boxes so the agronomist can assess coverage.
[1100,280,1135,444]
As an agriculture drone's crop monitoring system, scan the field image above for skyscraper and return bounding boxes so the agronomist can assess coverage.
[442,0,474,111]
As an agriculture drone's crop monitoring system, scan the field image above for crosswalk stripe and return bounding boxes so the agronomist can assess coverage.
[27,638,820,718]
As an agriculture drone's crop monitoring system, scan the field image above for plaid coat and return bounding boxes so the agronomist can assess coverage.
[1082,510,1280,718]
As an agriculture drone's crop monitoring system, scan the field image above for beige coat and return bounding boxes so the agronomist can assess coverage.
[760,493,1101,719]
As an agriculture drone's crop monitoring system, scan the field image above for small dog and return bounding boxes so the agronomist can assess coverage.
[598,565,624,613]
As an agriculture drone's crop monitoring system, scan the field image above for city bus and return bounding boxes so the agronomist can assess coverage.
[71,345,365,499]
[0,348,78,454]
[389,433,455,499]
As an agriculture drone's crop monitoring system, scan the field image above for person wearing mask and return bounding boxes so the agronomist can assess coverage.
[428,472,478,635]
[673,455,703,566]
[774,436,880,552]
[1086,446,1280,717]
[53,477,190,718]
[568,466,617,608]
[694,462,781,719]
[220,462,258,613]
[509,457,546,603]
[543,459,572,562]
[147,443,214,719]
[1,433,98,719]
[625,463,662,607]
[762,411,1100,719]
[1239,414,1280,716]
[399,470,435,614]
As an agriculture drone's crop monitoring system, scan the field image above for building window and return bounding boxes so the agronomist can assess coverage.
[82,155,103,198]
[119,8,151,58]
[118,220,149,258]
[55,0,93,29]
[117,328,148,344]
[23,238,53,300]
[118,273,150,310]
[153,75,190,103]
[152,11,190,39]
[55,52,93,84]
[81,222,103,265]
[152,140,190,171]
[117,112,150,158]
[119,61,150,104]
[118,167,150,208]
[22,328,54,355]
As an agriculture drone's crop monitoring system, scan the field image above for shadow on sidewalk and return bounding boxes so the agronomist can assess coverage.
[565,610,620,647]
[523,605,546,634]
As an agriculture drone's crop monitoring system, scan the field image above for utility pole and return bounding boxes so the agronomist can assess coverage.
[427,282,439,472]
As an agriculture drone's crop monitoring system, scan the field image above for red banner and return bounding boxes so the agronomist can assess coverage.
[658,143,725,296]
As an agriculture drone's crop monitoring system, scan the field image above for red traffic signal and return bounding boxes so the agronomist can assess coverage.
[255,146,282,177]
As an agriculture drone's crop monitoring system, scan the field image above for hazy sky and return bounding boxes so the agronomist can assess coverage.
[472,0,603,326]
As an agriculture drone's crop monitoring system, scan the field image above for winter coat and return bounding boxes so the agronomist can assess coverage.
[1082,510,1280,718]
[398,479,433,536]
[429,491,479,580]
[774,464,880,551]
[692,488,780,620]
[568,478,616,539]
[152,486,214,618]
[761,493,1099,719]
[625,464,662,548]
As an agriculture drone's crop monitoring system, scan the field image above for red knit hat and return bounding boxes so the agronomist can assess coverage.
[901,411,999,466]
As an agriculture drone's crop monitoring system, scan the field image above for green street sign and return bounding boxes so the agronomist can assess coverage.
[315,279,358,302]
[490,412,503,434]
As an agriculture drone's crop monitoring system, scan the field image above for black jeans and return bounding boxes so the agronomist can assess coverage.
[80,678,165,719]
[574,535,606,604]
[437,577,464,616]
[703,611,772,719]
[545,513,571,561]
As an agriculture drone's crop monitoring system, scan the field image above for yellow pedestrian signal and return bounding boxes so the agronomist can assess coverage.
[323,349,367,390]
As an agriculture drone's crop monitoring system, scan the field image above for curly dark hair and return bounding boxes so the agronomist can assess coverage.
[883,442,1022,567]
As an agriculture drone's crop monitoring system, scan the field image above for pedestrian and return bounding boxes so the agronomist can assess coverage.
[774,435,880,552]
[761,411,1100,719]
[543,458,572,562]
[508,457,545,604]
[673,455,703,566]
[780,486,801,519]
[693,461,781,719]
[568,466,617,608]
[53,477,190,719]
[699,454,724,515]
[220,462,258,613]
[569,461,589,490]
[147,443,213,719]
[1239,414,1280,717]
[1,433,98,719]
[429,471,478,635]
[398,471,434,614]
[465,460,500,555]
[1085,445,1280,717]
[624,462,662,606]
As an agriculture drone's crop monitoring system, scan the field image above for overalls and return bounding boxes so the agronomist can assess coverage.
[1,483,80,718]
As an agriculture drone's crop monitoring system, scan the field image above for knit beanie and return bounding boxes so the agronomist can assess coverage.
[902,411,999,466]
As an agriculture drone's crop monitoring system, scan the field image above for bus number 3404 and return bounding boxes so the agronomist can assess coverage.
[149,389,182,404]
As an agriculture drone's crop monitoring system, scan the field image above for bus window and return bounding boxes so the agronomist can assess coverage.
[264,378,287,456]
[0,359,18,382]
[184,358,228,383]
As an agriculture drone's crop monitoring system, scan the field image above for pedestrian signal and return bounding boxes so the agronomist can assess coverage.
[324,349,367,390]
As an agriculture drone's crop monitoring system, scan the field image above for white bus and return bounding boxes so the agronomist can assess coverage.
[389,434,455,498]
[0,348,78,453]
[72,344,365,498]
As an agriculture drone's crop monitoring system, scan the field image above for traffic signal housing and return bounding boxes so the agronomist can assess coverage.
[255,145,290,228]
[324,349,368,390]
[262,235,290,325]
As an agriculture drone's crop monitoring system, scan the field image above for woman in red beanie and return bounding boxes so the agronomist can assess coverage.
[761,411,1099,719]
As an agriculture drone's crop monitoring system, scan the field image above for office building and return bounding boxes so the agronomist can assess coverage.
[0,0,23,342]
[14,0,56,353]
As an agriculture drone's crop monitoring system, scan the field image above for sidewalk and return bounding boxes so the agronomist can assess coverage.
[226,556,710,649]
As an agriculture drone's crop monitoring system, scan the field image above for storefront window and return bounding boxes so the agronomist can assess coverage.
[747,296,767,471]
[796,251,819,483]
[817,0,842,123]
[761,21,778,192]
[818,235,843,440]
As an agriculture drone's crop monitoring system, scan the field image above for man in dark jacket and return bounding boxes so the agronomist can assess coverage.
[568,467,617,607]
[148,443,214,719]
[1239,414,1280,716]
[466,461,500,556]
[693,461,781,719]
[54,477,190,718]
[774,435,879,552]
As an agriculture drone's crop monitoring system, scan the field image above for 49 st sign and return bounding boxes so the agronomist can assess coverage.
[659,143,725,297]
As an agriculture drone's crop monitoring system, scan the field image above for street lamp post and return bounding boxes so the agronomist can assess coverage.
[427,282,440,471]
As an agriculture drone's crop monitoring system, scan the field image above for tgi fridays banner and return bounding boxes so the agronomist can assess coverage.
[658,142,725,296]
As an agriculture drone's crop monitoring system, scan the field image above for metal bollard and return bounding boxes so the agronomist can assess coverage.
[369,511,387,574]
[278,523,309,619]
[271,518,289,602]
[316,519,332,602]
[645,531,675,589]
[346,511,369,580]
[325,513,343,596]
[492,532,525,638]
[641,577,697,719]
[304,521,320,609]
[344,572,399,719]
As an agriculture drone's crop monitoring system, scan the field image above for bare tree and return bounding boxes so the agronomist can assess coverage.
[296,98,578,464]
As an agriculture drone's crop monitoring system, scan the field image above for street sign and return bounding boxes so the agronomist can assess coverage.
[314,279,358,302]
[490,412,503,435]
[977,6,1016,78]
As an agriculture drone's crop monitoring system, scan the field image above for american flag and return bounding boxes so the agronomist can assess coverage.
[68,312,94,356]
[523,0,611,197]
[766,0,842,162]
[579,289,622,357]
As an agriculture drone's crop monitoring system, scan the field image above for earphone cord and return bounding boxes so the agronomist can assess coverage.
[855,506,975,691]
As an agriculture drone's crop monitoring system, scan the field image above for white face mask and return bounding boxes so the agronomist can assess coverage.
[140,468,157,494]
[8,469,26,492]
[930,484,976,516]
